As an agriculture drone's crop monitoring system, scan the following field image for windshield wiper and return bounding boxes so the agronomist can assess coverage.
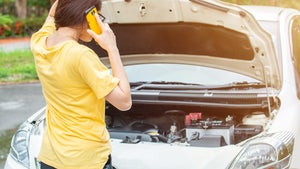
[190,81,266,90]
[131,81,203,90]
[131,81,266,90]
[149,81,201,85]
[221,81,266,89]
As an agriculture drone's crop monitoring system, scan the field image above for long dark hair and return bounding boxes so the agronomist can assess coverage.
[54,0,102,29]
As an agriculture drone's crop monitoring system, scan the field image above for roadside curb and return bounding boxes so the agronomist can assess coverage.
[0,37,30,44]
[0,37,31,51]
[0,80,40,86]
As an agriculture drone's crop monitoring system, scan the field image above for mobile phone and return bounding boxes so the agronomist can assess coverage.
[85,6,102,34]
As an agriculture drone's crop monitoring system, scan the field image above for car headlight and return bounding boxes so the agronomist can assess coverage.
[9,121,32,168]
[229,131,294,169]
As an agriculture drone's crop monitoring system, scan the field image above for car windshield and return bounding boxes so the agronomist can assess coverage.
[124,63,260,85]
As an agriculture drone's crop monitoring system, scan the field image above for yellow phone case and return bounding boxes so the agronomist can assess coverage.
[85,6,102,34]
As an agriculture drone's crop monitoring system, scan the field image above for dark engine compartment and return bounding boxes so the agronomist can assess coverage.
[105,104,265,147]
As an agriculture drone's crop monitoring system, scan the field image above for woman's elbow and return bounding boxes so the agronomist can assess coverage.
[105,88,132,111]
[117,99,132,111]
[106,94,132,111]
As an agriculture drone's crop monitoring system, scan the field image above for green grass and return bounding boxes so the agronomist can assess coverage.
[0,49,38,83]
[0,129,16,164]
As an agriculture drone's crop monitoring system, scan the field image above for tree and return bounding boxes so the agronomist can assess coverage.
[15,0,27,19]
[49,0,55,5]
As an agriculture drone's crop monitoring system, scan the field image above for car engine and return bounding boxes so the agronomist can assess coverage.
[106,105,265,147]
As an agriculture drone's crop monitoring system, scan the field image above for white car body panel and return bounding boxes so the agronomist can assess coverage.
[101,0,281,89]
[110,139,242,169]
[243,6,300,168]
[4,1,300,169]
[4,155,25,169]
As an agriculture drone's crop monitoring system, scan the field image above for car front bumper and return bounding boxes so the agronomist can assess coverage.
[4,155,27,169]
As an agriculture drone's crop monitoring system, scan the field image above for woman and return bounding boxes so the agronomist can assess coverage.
[31,0,132,168]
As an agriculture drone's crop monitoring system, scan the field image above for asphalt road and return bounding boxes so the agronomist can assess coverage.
[0,82,45,169]
[0,82,45,131]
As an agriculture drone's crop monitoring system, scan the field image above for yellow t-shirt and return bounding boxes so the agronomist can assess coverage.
[31,19,119,169]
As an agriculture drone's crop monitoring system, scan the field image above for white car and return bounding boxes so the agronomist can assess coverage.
[5,0,300,168]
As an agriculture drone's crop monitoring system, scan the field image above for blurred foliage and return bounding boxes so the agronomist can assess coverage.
[0,0,15,16]
[0,15,47,38]
[222,0,300,10]
[0,14,15,37]
[0,0,300,38]
[21,14,47,35]
[27,0,50,7]
[0,0,50,17]
[0,0,48,38]
[0,14,13,25]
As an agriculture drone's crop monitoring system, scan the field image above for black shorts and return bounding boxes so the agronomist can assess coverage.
[40,155,112,169]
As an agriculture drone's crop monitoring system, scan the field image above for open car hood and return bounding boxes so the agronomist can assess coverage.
[87,0,280,89]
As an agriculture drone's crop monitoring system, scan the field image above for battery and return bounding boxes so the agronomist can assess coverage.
[186,124,234,146]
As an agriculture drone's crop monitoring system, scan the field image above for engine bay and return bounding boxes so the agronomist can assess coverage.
[106,104,267,147]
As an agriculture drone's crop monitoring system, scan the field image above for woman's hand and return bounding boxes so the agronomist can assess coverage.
[86,14,118,53]
[87,14,132,111]
[48,0,58,19]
